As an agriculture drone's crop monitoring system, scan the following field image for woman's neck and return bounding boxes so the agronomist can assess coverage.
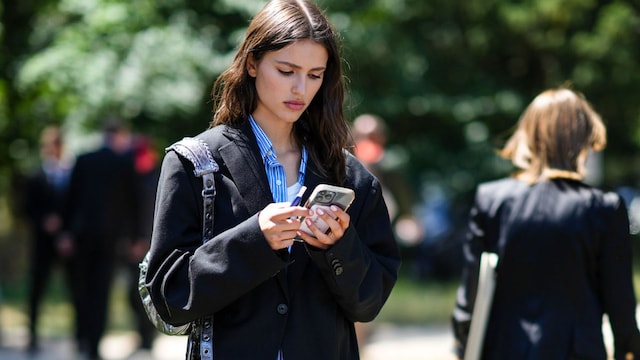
[251,114,297,153]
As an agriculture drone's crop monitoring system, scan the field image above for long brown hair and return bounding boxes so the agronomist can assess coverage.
[500,88,606,183]
[210,0,349,184]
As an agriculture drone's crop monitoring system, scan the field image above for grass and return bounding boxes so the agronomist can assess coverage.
[377,275,458,325]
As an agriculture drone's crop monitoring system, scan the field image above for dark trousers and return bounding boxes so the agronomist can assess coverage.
[69,237,116,359]
[27,234,72,349]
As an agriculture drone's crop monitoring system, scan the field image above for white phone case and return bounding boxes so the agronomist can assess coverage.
[298,184,355,236]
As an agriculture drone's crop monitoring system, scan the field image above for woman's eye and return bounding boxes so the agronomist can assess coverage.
[278,69,293,76]
[309,73,323,80]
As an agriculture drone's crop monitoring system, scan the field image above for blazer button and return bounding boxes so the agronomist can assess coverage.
[277,303,288,315]
[334,266,343,276]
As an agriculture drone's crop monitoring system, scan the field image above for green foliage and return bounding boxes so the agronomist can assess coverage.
[16,0,244,136]
[376,276,458,325]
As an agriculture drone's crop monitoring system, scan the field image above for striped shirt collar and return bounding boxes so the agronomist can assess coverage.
[249,115,307,191]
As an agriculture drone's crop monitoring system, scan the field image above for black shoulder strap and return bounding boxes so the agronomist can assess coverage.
[166,137,216,360]
[167,137,219,243]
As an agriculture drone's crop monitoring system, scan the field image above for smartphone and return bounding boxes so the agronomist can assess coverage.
[298,184,355,236]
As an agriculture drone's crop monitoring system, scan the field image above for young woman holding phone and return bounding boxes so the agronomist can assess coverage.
[145,1,401,359]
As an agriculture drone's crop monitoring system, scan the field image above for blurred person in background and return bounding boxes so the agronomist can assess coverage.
[61,117,141,360]
[351,113,423,348]
[351,114,423,254]
[351,114,412,227]
[125,134,160,353]
[23,125,72,353]
[452,88,640,359]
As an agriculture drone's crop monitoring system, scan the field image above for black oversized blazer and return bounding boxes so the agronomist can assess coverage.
[146,122,401,360]
[452,177,640,360]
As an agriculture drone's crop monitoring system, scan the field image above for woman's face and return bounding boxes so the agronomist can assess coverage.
[247,38,328,127]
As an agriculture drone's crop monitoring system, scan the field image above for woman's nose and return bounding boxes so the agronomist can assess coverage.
[292,75,305,96]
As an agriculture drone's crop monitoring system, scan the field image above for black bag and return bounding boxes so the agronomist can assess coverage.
[138,137,217,360]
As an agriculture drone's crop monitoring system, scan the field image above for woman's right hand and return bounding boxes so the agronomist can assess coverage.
[258,203,311,251]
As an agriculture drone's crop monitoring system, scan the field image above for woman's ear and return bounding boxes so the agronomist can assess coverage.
[247,53,257,78]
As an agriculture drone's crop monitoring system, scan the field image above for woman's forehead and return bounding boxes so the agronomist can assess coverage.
[264,39,328,70]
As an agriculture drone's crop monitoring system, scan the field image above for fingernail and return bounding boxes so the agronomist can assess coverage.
[317,209,325,215]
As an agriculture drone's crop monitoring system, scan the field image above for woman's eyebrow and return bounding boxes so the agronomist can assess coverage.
[276,60,326,71]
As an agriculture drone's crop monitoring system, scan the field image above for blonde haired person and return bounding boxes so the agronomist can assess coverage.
[452,88,640,359]
[500,88,606,183]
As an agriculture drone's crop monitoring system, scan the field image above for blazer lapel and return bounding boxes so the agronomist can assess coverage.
[217,124,273,215]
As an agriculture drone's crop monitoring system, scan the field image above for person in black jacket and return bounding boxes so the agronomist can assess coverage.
[62,118,141,360]
[145,1,401,359]
[452,88,640,359]
[23,125,72,352]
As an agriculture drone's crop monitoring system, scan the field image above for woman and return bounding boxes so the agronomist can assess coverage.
[146,0,401,359]
[452,88,640,359]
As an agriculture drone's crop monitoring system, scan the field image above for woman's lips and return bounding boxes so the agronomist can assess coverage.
[285,100,305,111]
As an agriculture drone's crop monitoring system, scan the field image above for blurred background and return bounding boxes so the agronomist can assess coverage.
[1,0,639,359]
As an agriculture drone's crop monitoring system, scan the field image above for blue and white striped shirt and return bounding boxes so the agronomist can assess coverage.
[249,115,307,202]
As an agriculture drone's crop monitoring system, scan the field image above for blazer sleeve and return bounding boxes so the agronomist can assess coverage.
[598,193,640,359]
[146,150,288,325]
[451,179,524,357]
[304,167,401,323]
[451,185,487,357]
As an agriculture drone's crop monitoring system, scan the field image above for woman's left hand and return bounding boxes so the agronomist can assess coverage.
[296,205,350,249]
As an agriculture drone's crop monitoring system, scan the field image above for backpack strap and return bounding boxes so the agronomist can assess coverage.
[167,137,219,243]
[166,137,217,360]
